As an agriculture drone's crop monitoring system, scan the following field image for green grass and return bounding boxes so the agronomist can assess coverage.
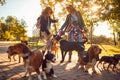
[28,41,120,57]
[2,40,120,56]
[84,44,120,57]
[28,41,44,49]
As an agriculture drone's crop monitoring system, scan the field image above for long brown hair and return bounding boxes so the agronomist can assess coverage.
[41,6,53,19]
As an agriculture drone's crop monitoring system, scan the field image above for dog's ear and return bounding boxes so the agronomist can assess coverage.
[45,52,55,61]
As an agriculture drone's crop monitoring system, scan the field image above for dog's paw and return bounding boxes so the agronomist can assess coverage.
[68,60,71,63]
[42,71,47,80]
[22,76,27,80]
[52,74,57,78]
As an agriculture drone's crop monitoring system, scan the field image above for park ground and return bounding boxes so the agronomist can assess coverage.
[0,41,120,80]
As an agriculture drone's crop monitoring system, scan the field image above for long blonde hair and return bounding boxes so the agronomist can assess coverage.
[66,5,76,13]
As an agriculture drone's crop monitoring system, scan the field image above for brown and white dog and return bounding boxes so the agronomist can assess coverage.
[7,43,43,80]
[51,36,59,58]
[78,45,102,75]
[7,45,21,63]
[7,40,28,63]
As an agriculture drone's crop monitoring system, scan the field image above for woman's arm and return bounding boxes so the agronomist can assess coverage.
[60,14,70,31]
[49,17,58,23]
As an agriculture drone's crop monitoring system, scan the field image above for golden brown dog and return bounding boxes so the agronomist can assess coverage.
[7,43,43,80]
[7,41,28,63]
[51,38,59,58]
[78,45,102,74]
[7,45,22,63]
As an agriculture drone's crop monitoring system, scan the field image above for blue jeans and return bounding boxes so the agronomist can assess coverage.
[68,30,82,42]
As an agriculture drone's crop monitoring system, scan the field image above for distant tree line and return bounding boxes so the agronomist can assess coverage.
[0,16,28,41]
[90,35,113,45]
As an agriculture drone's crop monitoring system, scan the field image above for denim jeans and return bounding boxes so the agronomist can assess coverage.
[68,30,82,42]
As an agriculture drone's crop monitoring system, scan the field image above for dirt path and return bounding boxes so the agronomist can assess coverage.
[0,42,120,80]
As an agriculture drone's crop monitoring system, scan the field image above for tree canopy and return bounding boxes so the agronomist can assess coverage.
[1,0,120,43]
[0,16,28,41]
[40,0,120,30]
[39,0,120,45]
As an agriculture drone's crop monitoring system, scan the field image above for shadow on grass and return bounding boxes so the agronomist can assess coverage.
[109,49,120,53]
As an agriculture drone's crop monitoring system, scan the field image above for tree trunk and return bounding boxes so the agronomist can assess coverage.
[113,30,117,45]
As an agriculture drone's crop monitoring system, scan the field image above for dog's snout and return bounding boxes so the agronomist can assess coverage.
[54,57,56,61]
[99,48,102,53]
[6,51,8,53]
[6,50,11,54]
[52,57,56,62]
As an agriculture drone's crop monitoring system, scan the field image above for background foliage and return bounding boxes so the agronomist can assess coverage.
[0,0,120,45]
[0,16,28,41]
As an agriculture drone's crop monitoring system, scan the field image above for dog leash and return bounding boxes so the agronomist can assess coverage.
[97,43,113,56]
[89,36,108,53]
[98,44,107,52]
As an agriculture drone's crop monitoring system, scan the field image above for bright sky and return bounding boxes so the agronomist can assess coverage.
[0,0,41,37]
[0,0,112,38]
[93,21,112,38]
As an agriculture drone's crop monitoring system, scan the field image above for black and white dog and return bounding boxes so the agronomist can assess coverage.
[42,51,57,79]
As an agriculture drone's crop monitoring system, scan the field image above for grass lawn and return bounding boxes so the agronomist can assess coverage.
[84,44,120,57]
[28,41,120,57]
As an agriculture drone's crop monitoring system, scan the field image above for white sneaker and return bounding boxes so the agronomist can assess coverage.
[52,74,57,78]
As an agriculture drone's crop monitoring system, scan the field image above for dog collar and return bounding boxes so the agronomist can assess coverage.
[22,52,32,59]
